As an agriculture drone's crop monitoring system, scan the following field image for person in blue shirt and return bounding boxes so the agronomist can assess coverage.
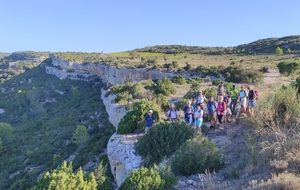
[138,110,156,133]
[183,100,194,126]
[207,96,217,129]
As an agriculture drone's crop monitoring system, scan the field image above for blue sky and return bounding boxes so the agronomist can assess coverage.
[0,0,299,53]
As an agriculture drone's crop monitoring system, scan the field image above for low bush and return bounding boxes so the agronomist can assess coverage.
[248,86,300,161]
[136,122,194,166]
[212,79,221,86]
[277,60,300,76]
[155,94,170,111]
[223,65,263,83]
[117,100,160,134]
[171,75,187,85]
[171,134,223,176]
[119,165,177,190]
[152,77,176,96]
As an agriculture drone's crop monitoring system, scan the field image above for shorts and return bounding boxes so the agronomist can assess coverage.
[226,107,232,115]
[207,113,216,121]
[217,115,224,123]
[240,98,246,106]
[248,100,256,108]
[195,119,203,127]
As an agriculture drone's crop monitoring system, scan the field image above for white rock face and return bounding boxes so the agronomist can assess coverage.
[107,133,143,187]
[100,88,126,129]
[47,56,175,84]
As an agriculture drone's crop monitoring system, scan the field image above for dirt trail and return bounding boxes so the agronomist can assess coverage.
[262,68,280,86]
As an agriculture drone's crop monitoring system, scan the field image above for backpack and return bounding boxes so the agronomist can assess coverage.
[168,110,178,118]
[254,90,259,100]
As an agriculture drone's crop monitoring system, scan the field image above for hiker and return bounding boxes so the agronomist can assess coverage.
[217,81,225,97]
[207,96,217,129]
[195,90,207,109]
[194,103,203,129]
[247,86,256,116]
[239,85,248,114]
[191,98,197,127]
[166,104,178,121]
[225,91,232,122]
[183,100,194,126]
[217,96,226,130]
[229,84,239,115]
[138,110,156,133]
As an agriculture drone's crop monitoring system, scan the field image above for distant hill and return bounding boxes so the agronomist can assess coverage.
[133,35,300,55]
[0,52,10,59]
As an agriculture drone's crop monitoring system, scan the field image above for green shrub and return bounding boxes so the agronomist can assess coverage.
[117,100,160,134]
[153,77,176,96]
[175,98,189,111]
[277,60,300,76]
[183,63,192,71]
[249,86,300,160]
[212,79,221,86]
[203,87,217,100]
[292,76,300,94]
[171,75,187,85]
[31,161,100,190]
[136,122,194,166]
[223,65,263,83]
[259,66,269,73]
[106,82,144,99]
[171,134,223,175]
[119,165,177,190]
[115,91,133,103]
[155,94,170,111]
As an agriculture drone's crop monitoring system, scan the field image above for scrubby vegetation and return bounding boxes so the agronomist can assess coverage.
[171,133,223,176]
[277,60,300,76]
[0,66,114,189]
[119,165,177,190]
[117,100,160,134]
[135,122,194,166]
[31,161,112,190]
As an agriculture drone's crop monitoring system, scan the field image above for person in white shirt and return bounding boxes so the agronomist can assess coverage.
[166,104,178,121]
[239,85,248,113]
[194,104,203,129]
[195,90,207,109]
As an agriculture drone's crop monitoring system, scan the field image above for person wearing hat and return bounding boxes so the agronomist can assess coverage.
[138,110,156,133]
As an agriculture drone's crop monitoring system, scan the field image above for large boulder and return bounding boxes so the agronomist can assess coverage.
[107,133,143,187]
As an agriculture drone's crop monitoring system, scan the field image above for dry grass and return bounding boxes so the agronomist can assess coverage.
[107,52,298,69]
[248,173,300,190]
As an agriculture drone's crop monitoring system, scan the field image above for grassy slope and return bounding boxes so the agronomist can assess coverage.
[0,65,114,189]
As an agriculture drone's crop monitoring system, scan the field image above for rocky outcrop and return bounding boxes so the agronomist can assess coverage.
[107,133,143,187]
[100,88,126,129]
[47,56,175,85]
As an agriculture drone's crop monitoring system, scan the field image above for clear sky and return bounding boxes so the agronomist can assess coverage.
[0,0,299,53]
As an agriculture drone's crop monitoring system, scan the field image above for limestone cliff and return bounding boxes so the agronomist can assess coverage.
[107,133,143,187]
[100,88,126,129]
[47,56,175,85]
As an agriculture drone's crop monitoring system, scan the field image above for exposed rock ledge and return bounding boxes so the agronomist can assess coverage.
[107,133,143,187]
[47,56,175,85]
[100,88,126,129]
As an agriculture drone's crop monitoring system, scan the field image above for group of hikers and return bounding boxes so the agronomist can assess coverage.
[139,81,258,132]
